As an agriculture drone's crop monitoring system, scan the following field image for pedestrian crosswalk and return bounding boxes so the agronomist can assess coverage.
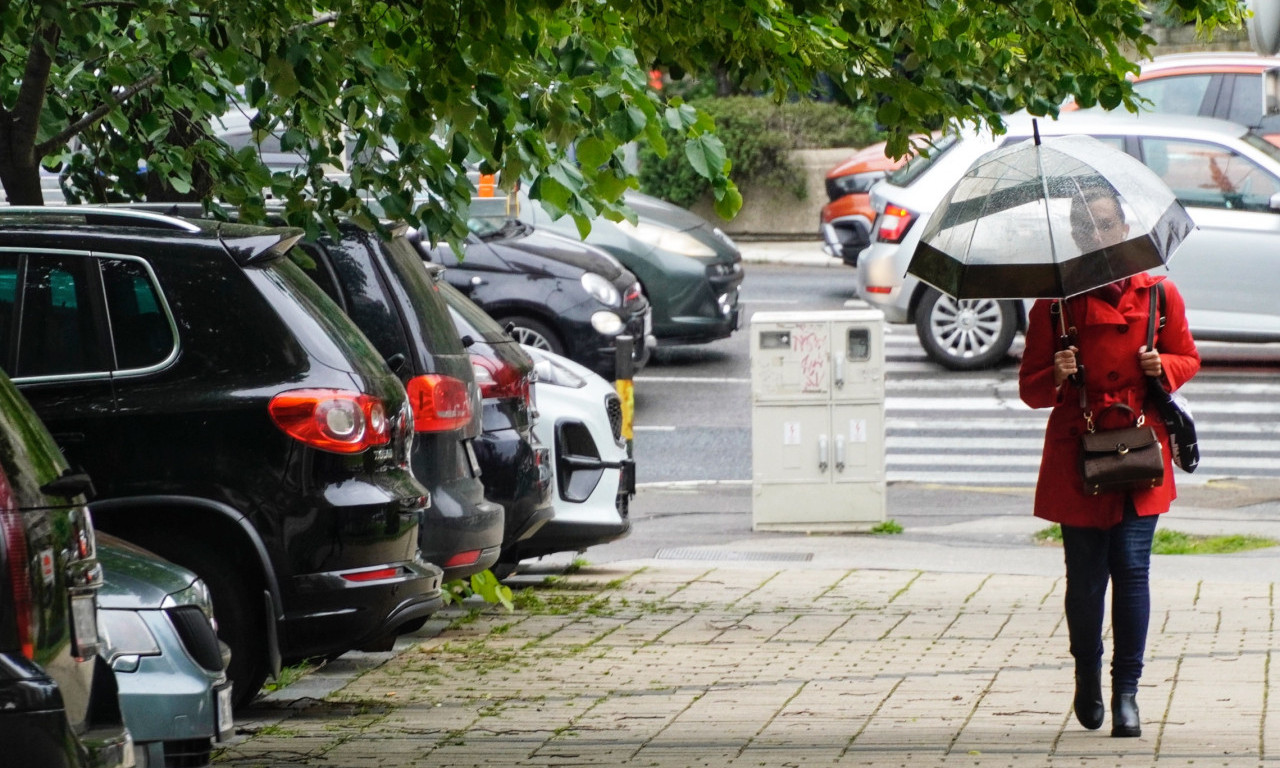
[883,332,1280,486]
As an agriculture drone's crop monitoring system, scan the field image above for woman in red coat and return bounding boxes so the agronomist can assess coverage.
[1019,186,1200,738]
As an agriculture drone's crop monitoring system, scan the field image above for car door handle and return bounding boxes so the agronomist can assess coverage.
[817,434,829,472]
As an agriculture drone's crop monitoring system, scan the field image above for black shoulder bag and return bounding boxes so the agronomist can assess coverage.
[1145,284,1200,473]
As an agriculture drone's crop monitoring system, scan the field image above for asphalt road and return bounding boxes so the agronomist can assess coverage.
[554,262,1280,570]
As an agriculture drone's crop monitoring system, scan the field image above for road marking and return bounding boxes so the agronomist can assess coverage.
[635,376,751,384]
[634,425,676,432]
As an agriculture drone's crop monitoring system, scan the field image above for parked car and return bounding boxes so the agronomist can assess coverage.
[284,222,507,584]
[858,111,1280,369]
[495,189,745,347]
[0,207,443,707]
[0,369,132,768]
[434,279,555,576]
[509,345,634,566]
[820,142,908,266]
[1067,53,1280,146]
[422,216,651,380]
[98,535,231,768]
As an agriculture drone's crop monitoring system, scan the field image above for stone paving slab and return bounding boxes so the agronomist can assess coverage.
[218,566,1278,767]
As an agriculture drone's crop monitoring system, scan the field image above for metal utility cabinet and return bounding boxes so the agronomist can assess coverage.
[750,308,886,531]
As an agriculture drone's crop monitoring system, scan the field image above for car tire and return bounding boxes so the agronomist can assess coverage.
[490,559,519,580]
[501,315,564,355]
[914,287,1018,370]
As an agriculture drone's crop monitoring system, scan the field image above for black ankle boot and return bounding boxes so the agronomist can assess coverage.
[1111,692,1141,737]
[1073,665,1104,730]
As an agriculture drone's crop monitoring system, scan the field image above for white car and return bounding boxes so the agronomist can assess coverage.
[858,110,1280,369]
[505,345,634,565]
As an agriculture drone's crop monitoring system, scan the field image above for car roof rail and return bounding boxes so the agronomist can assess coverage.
[0,205,202,233]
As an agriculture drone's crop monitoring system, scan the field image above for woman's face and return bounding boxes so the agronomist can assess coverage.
[1073,197,1130,252]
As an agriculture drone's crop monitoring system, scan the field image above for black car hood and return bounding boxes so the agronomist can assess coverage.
[483,225,627,282]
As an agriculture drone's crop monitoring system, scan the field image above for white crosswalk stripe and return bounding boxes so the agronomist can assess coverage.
[882,338,1280,486]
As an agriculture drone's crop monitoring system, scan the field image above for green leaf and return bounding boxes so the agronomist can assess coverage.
[684,133,727,180]
[167,52,192,83]
[576,137,610,169]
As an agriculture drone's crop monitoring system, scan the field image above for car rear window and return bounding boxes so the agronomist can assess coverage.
[886,134,959,188]
[437,281,509,344]
[380,235,466,356]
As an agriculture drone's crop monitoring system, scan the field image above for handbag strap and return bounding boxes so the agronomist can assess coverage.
[1146,282,1166,352]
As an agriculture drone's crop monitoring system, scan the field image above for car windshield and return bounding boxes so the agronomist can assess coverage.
[886,134,959,187]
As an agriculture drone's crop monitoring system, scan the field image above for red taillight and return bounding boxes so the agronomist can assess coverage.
[471,354,532,405]
[1,510,34,659]
[268,389,391,454]
[443,550,482,569]
[876,204,916,243]
[407,375,472,432]
[340,566,400,583]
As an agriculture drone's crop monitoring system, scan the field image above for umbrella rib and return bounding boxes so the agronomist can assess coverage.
[1034,140,1062,298]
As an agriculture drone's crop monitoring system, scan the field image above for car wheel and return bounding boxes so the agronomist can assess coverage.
[914,287,1018,370]
[502,315,564,355]
[490,559,519,580]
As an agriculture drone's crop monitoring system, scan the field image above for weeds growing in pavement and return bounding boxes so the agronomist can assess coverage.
[871,520,904,535]
[1034,524,1276,554]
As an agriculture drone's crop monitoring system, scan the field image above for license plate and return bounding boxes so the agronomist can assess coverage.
[215,684,234,740]
[70,594,99,659]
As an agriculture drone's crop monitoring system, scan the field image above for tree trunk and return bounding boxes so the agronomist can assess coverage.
[0,138,48,205]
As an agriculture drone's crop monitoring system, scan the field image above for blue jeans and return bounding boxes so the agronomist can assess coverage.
[1061,504,1159,695]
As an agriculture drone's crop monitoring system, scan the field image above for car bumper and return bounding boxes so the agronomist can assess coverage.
[856,241,911,323]
[820,216,871,266]
[417,474,505,582]
[280,558,444,662]
[473,424,554,547]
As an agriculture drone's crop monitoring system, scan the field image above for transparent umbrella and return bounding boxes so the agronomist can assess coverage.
[906,126,1194,301]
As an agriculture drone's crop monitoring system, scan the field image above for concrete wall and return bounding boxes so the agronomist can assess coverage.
[689,147,856,240]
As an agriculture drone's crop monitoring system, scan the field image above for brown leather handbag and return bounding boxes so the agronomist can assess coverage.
[1079,402,1164,496]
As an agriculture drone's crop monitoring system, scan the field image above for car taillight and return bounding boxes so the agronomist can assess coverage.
[1,510,34,659]
[407,375,472,432]
[268,389,391,454]
[471,354,532,406]
[876,204,917,243]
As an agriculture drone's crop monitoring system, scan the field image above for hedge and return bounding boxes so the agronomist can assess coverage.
[638,97,884,208]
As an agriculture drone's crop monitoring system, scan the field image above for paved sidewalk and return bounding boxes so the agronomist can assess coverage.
[219,561,1279,767]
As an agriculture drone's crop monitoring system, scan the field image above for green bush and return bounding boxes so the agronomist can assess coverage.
[638,97,883,209]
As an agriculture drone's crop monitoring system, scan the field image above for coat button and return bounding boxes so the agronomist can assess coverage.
[1107,371,1119,382]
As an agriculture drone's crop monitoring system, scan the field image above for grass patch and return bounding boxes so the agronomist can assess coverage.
[1150,529,1277,555]
[262,660,315,693]
[870,519,903,535]
[1034,524,1276,554]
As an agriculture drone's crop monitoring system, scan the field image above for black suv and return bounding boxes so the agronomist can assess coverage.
[0,369,131,767]
[289,222,506,582]
[0,207,443,707]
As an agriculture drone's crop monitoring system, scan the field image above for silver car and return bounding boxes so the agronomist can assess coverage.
[858,111,1280,369]
[98,535,232,768]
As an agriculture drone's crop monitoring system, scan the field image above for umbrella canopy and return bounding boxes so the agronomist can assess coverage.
[907,131,1194,300]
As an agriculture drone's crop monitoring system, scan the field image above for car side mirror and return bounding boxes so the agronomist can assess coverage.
[41,469,96,501]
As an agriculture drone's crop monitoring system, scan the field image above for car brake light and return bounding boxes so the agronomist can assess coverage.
[407,375,472,432]
[443,550,482,569]
[340,566,400,582]
[268,389,391,454]
[877,204,917,243]
[1,509,34,659]
[471,354,532,405]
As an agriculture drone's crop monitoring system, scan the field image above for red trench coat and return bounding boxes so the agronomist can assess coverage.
[1019,273,1200,529]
